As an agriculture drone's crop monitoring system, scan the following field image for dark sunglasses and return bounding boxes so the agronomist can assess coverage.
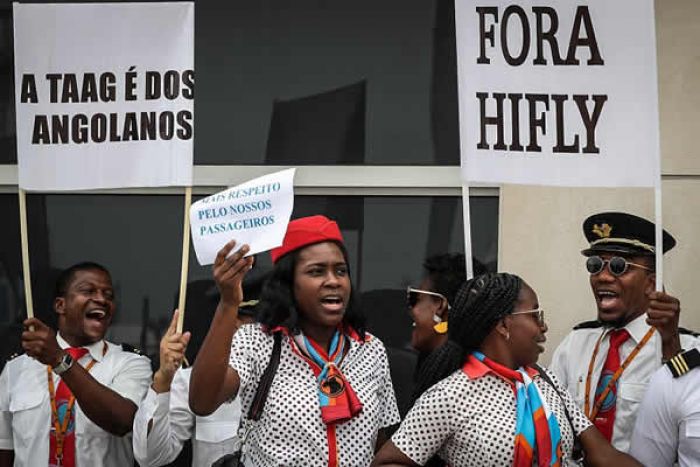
[586,255,652,277]
[406,287,450,309]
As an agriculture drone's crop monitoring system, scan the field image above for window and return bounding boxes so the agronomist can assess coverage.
[1,1,496,463]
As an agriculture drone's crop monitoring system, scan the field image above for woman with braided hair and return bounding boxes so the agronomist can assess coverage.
[372,273,641,467]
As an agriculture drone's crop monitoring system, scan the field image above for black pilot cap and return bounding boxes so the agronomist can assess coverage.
[581,211,676,257]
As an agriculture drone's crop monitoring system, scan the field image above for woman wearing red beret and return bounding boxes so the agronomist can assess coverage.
[190,215,400,466]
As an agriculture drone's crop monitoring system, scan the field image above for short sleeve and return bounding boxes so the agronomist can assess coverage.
[629,366,678,466]
[391,378,459,465]
[111,353,153,406]
[228,324,266,394]
[0,364,13,450]
[542,368,592,436]
[377,344,400,428]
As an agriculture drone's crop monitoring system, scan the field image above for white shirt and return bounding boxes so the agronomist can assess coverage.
[0,335,152,467]
[629,355,700,467]
[133,367,241,467]
[229,324,400,467]
[392,360,592,466]
[550,314,698,453]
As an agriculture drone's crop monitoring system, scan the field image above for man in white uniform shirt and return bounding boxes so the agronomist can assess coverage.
[0,262,152,467]
[133,275,263,466]
[550,212,697,453]
[133,310,245,467]
[630,347,700,466]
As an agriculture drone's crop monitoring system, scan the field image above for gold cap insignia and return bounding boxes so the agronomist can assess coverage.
[592,223,612,238]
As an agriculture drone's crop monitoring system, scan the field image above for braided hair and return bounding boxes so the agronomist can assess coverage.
[412,272,522,400]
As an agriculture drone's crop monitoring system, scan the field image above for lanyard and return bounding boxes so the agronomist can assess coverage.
[47,342,107,465]
[583,327,655,420]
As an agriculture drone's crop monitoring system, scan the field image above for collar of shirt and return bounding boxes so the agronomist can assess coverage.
[603,313,649,345]
[462,354,539,381]
[267,325,370,343]
[56,333,107,362]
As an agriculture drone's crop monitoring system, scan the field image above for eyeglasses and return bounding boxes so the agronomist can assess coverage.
[406,287,451,309]
[586,255,653,277]
[511,308,546,325]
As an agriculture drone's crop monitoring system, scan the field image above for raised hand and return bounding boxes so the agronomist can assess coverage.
[646,290,682,359]
[213,240,254,307]
[22,317,64,367]
[152,310,191,393]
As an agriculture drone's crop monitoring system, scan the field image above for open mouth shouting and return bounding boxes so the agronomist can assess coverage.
[320,295,345,313]
[84,308,111,330]
[595,289,620,311]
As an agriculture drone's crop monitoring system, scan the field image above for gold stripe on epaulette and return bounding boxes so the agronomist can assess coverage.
[674,356,684,374]
[670,355,687,376]
[670,356,684,376]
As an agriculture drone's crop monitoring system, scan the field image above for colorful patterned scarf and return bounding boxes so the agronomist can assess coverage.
[472,352,563,467]
[293,329,363,424]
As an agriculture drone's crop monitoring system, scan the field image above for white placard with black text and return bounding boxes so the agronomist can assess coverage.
[13,2,194,190]
[456,0,660,187]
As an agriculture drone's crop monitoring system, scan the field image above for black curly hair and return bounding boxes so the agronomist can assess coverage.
[256,241,366,339]
[422,253,487,305]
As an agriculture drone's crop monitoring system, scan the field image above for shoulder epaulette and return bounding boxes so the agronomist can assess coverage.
[5,352,22,362]
[666,348,700,378]
[679,327,700,338]
[573,320,603,330]
[121,343,143,355]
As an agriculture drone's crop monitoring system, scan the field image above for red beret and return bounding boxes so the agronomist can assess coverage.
[270,215,344,264]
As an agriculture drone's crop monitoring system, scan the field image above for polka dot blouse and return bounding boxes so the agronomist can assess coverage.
[392,365,592,466]
[229,323,400,466]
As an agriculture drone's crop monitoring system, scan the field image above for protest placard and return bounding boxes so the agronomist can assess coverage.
[456,0,660,188]
[190,169,296,266]
[13,2,194,190]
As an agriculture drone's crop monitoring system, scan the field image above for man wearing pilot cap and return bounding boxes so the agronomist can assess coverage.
[550,211,698,453]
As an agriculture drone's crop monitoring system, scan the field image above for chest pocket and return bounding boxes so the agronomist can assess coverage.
[9,387,47,440]
[682,418,700,461]
[618,382,647,402]
[684,418,700,438]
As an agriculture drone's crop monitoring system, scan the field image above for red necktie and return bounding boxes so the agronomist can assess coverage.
[593,329,630,442]
[49,347,89,467]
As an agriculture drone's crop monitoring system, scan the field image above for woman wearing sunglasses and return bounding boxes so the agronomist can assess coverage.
[372,273,642,467]
[407,254,483,355]
[190,215,400,466]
